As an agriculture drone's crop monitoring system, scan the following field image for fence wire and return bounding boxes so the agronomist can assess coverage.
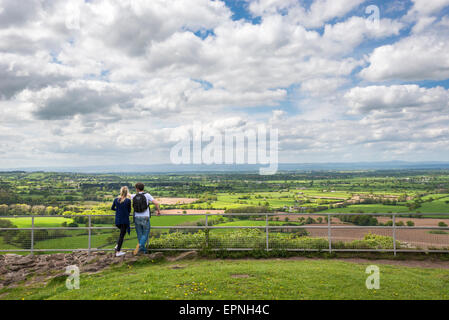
[0,213,448,254]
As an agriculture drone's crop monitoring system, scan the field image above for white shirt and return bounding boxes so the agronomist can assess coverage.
[131,192,154,217]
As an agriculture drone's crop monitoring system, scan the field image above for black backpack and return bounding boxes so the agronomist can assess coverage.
[133,193,148,213]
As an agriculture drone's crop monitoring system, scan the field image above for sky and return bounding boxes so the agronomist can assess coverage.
[1,0,449,168]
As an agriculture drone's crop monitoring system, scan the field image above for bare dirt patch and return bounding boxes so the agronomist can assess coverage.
[156,197,198,205]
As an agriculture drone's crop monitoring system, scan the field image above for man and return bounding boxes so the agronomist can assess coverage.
[131,182,161,255]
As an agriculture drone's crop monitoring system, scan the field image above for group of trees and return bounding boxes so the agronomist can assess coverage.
[337,215,379,226]
[225,205,274,214]
[0,204,60,216]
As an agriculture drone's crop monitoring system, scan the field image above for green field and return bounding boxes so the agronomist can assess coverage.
[2,258,449,300]
[150,215,206,226]
[3,217,74,228]
[323,204,412,214]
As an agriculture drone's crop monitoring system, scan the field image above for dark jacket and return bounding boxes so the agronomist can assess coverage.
[111,198,131,234]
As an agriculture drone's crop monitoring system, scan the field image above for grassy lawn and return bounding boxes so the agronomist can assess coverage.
[417,198,449,213]
[2,217,74,228]
[150,215,205,226]
[2,258,449,300]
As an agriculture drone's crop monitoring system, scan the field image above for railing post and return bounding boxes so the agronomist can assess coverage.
[393,214,397,256]
[328,214,332,253]
[205,214,209,249]
[88,215,92,255]
[30,216,34,255]
[266,213,269,251]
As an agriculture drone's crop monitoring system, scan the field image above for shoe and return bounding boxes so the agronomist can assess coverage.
[133,244,140,256]
[114,244,118,250]
[115,251,126,257]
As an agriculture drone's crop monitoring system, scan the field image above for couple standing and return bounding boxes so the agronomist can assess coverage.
[111,182,161,257]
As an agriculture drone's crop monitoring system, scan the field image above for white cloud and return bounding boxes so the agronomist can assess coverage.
[0,0,448,166]
[248,0,365,28]
[408,0,449,17]
[300,77,349,97]
[345,85,449,114]
[360,34,449,81]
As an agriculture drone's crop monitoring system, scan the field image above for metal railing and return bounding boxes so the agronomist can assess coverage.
[0,213,449,255]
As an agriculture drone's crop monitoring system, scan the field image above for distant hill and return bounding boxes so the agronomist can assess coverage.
[3,161,449,173]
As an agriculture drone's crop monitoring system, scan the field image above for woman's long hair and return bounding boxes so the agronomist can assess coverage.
[119,186,130,203]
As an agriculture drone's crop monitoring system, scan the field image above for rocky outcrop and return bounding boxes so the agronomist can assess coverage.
[0,250,200,289]
[0,251,164,288]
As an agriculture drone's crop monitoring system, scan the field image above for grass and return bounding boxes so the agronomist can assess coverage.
[2,217,74,228]
[428,231,449,235]
[150,215,206,226]
[2,258,449,300]
[416,198,449,213]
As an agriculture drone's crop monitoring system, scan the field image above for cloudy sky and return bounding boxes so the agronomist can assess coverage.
[1,0,449,168]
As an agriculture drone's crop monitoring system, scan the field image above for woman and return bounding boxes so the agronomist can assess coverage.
[111,186,131,257]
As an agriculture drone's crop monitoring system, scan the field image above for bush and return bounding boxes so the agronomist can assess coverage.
[337,215,378,226]
[0,219,16,229]
[305,217,316,224]
[225,206,273,214]
[406,221,415,227]
[0,219,18,245]
[438,222,448,227]
[4,230,48,249]
[48,229,69,239]
[351,233,400,249]
[148,230,400,251]
[428,230,448,235]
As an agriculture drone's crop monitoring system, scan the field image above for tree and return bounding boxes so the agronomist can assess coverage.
[0,204,9,215]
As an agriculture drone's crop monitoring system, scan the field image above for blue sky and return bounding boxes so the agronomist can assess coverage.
[0,0,449,168]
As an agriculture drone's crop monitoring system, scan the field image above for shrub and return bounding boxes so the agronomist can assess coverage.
[0,219,18,245]
[406,221,415,227]
[428,230,448,235]
[48,229,68,239]
[305,217,316,224]
[337,215,378,226]
[438,222,448,227]
[353,233,399,249]
[148,230,400,251]
[225,206,273,214]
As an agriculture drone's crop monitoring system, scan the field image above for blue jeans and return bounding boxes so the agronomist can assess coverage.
[134,216,150,253]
